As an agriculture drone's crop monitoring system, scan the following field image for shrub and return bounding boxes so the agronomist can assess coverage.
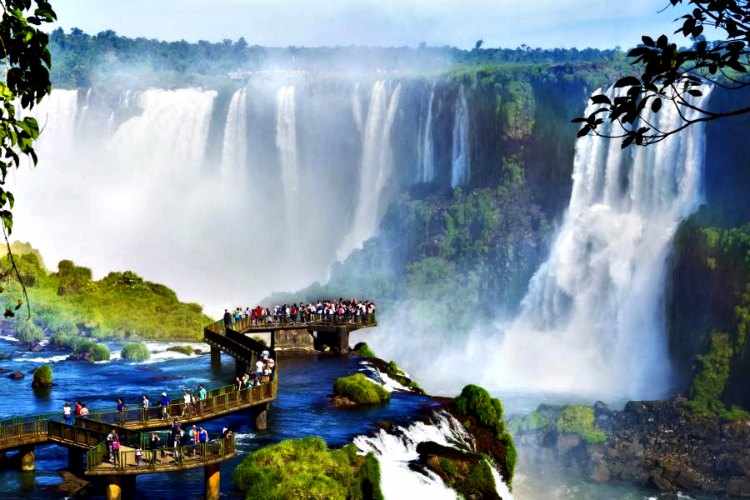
[166,345,194,356]
[32,364,53,387]
[233,436,383,500]
[454,385,505,436]
[15,320,44,344]
[121,342,150,362]
[556,405,607,444]
[333,373,390,405]
[89,343,110,361]
[353,342,376,358]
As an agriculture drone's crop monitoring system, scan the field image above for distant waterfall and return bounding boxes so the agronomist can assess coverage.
[420,86,435,183]
[489,87,713,399]
[33,89,79,160]
[352,82,365,134]
[337,81,402,260]
[111,88,216,171]
[221,87,249,175]
[276,85,299,225]
[450,85,470,188]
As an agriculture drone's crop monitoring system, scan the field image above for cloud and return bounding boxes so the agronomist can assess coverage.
[51,0,685,49]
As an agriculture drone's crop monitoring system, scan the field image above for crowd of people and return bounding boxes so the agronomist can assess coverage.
[235,349,275,391]
[223,298,376,328]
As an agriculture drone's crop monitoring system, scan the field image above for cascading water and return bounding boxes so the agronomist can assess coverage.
[484,87,714,399]
[420,86,435,183]
[450,84,470,188]
[337,81,402,260]
[353,411,513,500]
[275,85,299,227]
[221,87,249,175]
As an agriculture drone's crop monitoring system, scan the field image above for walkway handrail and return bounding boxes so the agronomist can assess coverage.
[209,312,377,334]
[0,417,49,444]
[86,434,236,473]
[84,378,276,427]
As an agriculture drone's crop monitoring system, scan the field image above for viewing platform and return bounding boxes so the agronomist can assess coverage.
[204,313,377,360]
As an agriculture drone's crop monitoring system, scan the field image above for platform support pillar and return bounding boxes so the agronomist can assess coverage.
[19,446,34,472]
[205,462,221,500]
[254,403,268,431]
[210,346,221,367]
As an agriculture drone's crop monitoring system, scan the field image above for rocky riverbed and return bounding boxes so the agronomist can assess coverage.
[513,398,750,497]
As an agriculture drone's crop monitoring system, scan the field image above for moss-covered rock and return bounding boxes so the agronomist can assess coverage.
[166,345,194,356]
[32,364,53,388]
[333,374,390,406]
[121,342,150,362]
[556,405,607,444]
[451,384,516,486]
[352,342,376,358]
[233,436,383,500]
[415,441,501,500]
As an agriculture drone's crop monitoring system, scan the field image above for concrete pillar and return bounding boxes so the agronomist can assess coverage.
[105,476,122,500]
[336,326,350,354]
[68,448,85,474]
[210,346,221,367]
[205,463,221,500]
[254,404,268,431]
[19,446,35,472]
[270,330,276,350]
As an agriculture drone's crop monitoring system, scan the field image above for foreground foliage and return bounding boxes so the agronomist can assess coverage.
[233,436,383,500]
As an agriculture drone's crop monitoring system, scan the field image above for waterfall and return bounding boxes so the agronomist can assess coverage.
[487,87,713,399]
[221,87,249,175]
[32,89,79,161]
[352,82,364,134]
[450,85,470,188]
[353,411,513,500]
[420,86,435,183]
[276,85,299,225]
[337,81,402,260]
[110,88,216,172]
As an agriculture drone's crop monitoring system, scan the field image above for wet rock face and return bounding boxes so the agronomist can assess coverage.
[515,399,750,496]
[8,371,24,380]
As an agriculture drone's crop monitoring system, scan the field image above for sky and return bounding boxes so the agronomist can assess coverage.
[51,0,688,49]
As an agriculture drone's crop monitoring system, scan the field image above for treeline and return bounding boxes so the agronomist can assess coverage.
[48,27,625,87]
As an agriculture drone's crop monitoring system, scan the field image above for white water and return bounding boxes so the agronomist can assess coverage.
[482,87,713,399]
[338,81,402,259]
[354,411,512,500]
[420,86,435,183]
[450,84,470,188]
[221,87,249,176]
[358,361,410,392]
[276,85,299,228]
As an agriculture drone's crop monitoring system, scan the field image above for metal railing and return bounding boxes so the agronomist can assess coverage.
[0,417,50,446]
[84,378,276,427]
[86,434,236,473]
[208,313,377,334]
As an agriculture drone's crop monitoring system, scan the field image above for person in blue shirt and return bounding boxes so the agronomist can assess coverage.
[160,392,170,420]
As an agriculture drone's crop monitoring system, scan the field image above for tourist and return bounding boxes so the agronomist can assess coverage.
[199,427,208,456]
[106,430,115,462]
[160,392,170,419]
[80,404,89,417]
[74,401,82,417]
[198,385,207,405]
[116,398,127,424]
[182,390,192,417]
[112,432,121,467]
[255,358,264,382]
[235,375,242,392]
[63,402,72,425]
[142,394,150,420]
[135,446,144,466]
[223,309,232,330]
[149,432,161,465]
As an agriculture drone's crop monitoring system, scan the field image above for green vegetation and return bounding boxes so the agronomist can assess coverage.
[453,385,516,484]
[3,244,210,343]
[166,345,195,356]
[670,213,750,416]
[382,360,421,392]
[333,374,390,405]
[555,405,607,444]
[508,409,549,434]
[121,342,150,362]
[32,364,52,387]
[15,320,44,345]
[0,1,56,246]
[233,436,383,500]
[352,342,376,358]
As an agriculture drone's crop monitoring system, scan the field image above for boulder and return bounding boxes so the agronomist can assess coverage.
[8,371,24,380]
